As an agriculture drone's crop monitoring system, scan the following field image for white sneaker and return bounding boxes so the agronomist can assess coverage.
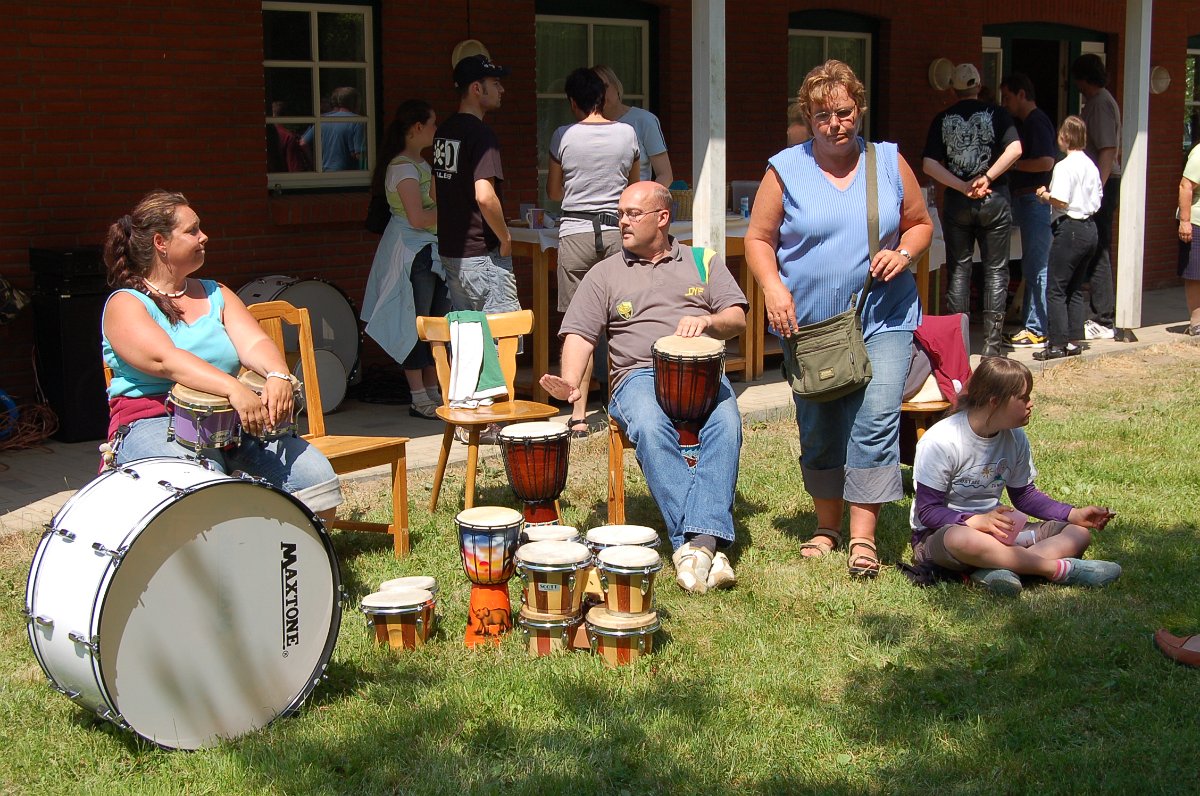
[672,543,713,595]
[706,551,736,590]
[1084,320,1114,340]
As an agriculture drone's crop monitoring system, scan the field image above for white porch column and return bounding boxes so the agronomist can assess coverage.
[1116,0,1151,330]
[691,0,726,257]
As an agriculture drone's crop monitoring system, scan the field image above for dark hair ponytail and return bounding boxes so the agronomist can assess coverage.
[370,99,434,195]
[103,190,189,325]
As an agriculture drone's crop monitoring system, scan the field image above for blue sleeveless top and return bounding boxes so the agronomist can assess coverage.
[767,138,920,337]
[102,279,240,398]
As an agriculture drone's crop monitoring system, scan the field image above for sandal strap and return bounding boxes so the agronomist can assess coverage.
[809,528,842,546]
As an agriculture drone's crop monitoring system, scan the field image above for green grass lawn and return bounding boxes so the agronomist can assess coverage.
[3,343,1199,795]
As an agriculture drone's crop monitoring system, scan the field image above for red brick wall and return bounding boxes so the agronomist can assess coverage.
[1,1,1194,398]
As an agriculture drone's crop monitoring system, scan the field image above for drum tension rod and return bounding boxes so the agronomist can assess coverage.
[119,467,141,479]
[156,480,186,496]
[54,528,76,541]
[21,609,54,628]
[91,542,128,563]
[68,631,100,656]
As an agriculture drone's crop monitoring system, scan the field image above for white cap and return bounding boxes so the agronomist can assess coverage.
[951,63,981,91]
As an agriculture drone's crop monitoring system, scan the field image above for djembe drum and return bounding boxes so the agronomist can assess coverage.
[498,421,570,526]
[236,371,303,441]
[166,384,240,451]
[651,335,725,466]
[456,506,523,647]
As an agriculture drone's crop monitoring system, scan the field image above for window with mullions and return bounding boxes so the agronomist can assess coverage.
[788,11,874,140]
[535,14,649,208]
[1186,45,1200,154]
[262,2,375,190]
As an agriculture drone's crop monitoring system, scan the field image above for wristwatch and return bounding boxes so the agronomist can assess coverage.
[897,248,913,264]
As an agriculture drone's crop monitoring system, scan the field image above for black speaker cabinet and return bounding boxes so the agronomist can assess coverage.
[33,292,109,442]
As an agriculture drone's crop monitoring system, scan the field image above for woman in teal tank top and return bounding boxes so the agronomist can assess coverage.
[101,190,341,515]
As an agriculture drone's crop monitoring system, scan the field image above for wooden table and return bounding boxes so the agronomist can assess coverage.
[512,219,756,403]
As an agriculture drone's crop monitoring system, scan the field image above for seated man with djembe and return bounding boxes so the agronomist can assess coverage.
[540,181,747,594]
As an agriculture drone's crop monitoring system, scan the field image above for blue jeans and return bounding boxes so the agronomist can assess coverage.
[793,329,911,504]
[610,369,742,551]
[114,416,342,512]
[1011,192,1052,336]
[441,250,520,314]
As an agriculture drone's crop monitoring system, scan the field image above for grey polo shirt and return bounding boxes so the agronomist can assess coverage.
[559,237,748,389]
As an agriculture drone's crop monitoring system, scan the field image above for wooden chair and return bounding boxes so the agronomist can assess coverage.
[416,310,558,510]
[607,416,636,523]
[248,300,412,557]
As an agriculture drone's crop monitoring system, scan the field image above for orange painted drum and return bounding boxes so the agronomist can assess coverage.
[517,606,584,657]
[596,544,662,616]
[465,582,514,647]
[514,540,591,616]
[361,588,436,651]
[585,606,660,667]
[584,525,660,601]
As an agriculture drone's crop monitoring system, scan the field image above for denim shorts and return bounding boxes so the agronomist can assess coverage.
[794,329,912,504]
[441,250,520,314]
[114,415,342,512]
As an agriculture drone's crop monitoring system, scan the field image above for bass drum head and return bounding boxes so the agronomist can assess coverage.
[97,477,339,749]
[293,349,347,414]
[238,276,360,386]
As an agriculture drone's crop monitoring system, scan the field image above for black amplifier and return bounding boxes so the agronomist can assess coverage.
[29,246,109,296]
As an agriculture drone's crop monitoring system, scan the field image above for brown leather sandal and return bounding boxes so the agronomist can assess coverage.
[800,528,841,559]
[847,537,881,578]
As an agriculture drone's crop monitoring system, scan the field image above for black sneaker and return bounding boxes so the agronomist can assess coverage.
[1032,344,1082,361]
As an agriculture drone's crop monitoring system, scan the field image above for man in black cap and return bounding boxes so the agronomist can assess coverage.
[433,55,519,316]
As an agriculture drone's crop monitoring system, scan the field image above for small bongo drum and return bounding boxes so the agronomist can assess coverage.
[514,540,591,616]
[361,588,436,651]
[584,525,660,602]
[379,575,439,600]
[237,371,303,440]
[596,545,662,616]
[456,506,523,647]
[166,384,240,451]
[585,606,660,667]
[650,335,725,466]
[519,524,580,545]
[517,606,585,657]
[498,421,570,526]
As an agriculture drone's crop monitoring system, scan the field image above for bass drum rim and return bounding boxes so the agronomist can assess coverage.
[26,457,343,750]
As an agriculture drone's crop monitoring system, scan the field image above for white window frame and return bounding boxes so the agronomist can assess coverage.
[263,1,375,190]
[787,29,872,135]
[1187,48,1200,152]
[534,14,650,202]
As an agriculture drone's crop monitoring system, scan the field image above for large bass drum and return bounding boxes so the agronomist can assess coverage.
[24,457,342,750]
[237,276,360,409]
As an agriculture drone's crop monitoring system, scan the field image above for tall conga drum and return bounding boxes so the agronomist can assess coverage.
[651,335,725,466]
[498,421,570,526]
[456,506,523,647]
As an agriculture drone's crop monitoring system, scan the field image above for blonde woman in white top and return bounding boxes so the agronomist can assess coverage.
[1033,116,1103,361]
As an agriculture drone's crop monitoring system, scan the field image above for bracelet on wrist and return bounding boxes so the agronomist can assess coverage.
[265,371,291,382]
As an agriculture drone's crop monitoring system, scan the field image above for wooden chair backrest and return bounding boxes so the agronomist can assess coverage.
[245,300,327,438]
[416,310,534,405]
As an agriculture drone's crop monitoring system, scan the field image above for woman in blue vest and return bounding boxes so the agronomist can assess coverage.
[101,190,341,516]
[745,60,932,578]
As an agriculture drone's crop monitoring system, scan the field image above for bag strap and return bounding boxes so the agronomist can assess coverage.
[854,141,878,320]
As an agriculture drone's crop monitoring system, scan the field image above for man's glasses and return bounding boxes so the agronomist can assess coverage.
[615,207,666,222]
[811,106,856,125]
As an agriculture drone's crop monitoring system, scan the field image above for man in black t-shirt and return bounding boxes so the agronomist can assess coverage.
[1000,73,1057,349]
[433,55,519,315]
[923,63,1023,357]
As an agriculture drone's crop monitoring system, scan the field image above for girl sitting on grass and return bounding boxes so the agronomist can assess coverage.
[909,357,1120,596]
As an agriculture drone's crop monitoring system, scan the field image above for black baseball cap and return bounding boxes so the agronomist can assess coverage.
[453,55,510,89]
